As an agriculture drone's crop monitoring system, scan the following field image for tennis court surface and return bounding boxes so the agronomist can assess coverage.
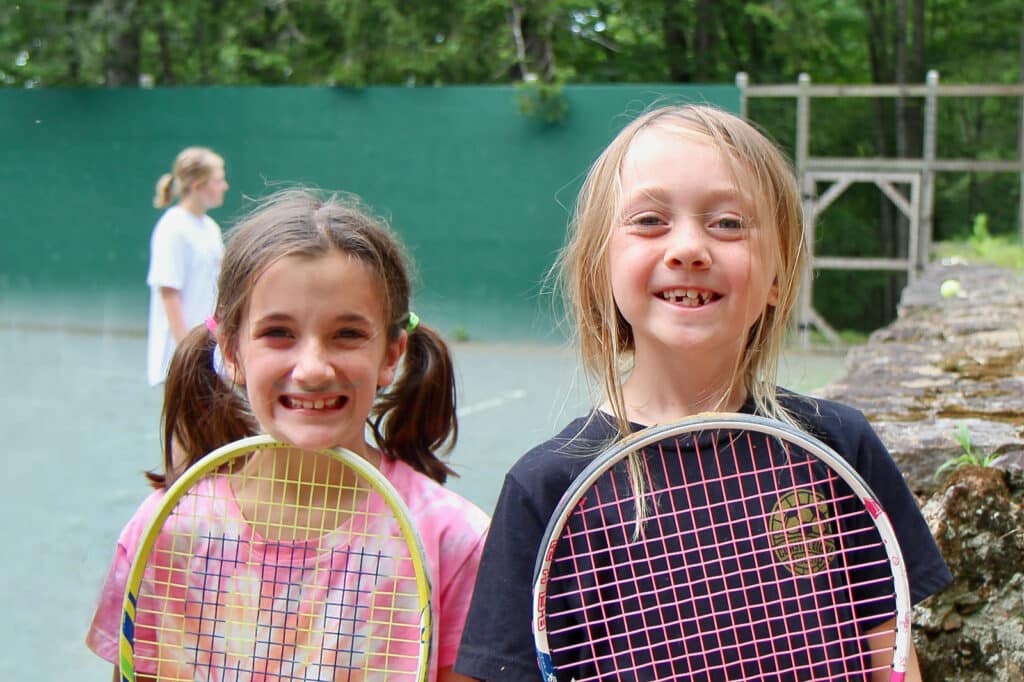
[0,324,845,680]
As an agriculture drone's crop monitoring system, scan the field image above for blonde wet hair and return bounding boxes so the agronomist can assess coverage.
[556,103,807,437]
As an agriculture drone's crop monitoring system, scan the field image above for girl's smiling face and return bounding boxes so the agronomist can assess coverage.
[224,250,405,456]
[609,127,779,377]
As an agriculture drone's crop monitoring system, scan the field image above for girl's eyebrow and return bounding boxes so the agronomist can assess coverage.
[249,312,294,325]
[621,186,673,210]
[250,311,373,325]
[622,185,741,209]
[331,312,373,323]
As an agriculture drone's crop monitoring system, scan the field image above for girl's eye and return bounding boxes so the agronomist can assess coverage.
[337,328,370,342]
[624,213,668,232]
[263,326,292,338]
[713,216,745,231]
[635,214,665,226]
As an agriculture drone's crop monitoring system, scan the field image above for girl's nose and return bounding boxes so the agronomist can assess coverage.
[663,220,711,269]
[292,340,334,384]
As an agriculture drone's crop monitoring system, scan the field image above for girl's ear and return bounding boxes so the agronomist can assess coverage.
[219,340,245,386]
[766,276,779,307]
[377,331,408,388]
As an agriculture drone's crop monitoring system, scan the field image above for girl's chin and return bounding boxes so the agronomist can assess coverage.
[262,427,348,453]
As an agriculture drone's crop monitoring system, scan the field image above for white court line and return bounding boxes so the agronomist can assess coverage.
[457,389,527,417]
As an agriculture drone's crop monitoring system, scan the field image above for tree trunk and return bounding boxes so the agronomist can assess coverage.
[894,0,907,158]
[64,3,81,83]
[103,0,140,87]
[662,0,690,82]
[862,0,900,316]
[692,0,717,81]
[509,3,554,81]
[904,0,926,157]
[157,6,175,85]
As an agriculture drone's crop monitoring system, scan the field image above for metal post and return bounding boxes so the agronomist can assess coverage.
[796,73,813,348]
[1019,3,1024,242]
[735,71,749,120]
[796,73,811,183]
[1019,82,1024,241]
[921,70,938,269]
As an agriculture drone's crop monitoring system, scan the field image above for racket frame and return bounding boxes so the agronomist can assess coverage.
[118,433,433,682]
[532,413,912,682]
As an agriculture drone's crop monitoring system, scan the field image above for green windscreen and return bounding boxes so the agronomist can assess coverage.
[0,84,738,340]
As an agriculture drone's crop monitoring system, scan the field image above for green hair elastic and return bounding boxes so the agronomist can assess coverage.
[405,312,420,333]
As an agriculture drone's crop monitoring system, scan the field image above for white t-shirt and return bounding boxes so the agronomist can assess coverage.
[145,205,224,385]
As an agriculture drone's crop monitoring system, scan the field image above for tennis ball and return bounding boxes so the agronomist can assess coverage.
[940,279,962,299]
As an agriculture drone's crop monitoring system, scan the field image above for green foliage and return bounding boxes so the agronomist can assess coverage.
[932,213,1024,270]
[515,79,568,124]
[3,0,1022,336]
[934,423,1002,481]
[808,327,868,347]
[813,269,905,333]
[0,0,516,87]
[970,212,991,243]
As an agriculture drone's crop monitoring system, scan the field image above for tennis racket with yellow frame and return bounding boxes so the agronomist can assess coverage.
[119,434,432,681]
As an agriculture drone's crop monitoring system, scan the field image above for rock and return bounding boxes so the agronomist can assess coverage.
[818,262,1024,681]
[819,263,1024,497]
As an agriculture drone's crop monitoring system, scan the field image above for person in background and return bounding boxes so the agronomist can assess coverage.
[146,146,229,386]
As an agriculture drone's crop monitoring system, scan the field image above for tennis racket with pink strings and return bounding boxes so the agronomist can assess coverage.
[532,413,911,681]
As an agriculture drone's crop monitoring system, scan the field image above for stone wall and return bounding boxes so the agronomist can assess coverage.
[818,262,1024,680]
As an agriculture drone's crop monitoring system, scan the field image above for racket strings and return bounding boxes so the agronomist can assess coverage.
[128,445,426,681]
[551,474,890,609]
[543,429,899,681]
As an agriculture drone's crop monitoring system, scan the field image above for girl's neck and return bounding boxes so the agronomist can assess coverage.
[178,194,206,218]
[231,443,382,542]
[617,354,748,426]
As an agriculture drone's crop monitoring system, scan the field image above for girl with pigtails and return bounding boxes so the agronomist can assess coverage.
[89,188,489,682]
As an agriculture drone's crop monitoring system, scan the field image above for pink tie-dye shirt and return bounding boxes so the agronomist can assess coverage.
[86,455,489,680]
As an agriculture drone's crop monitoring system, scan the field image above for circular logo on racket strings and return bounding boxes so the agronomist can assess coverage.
[768,489,835,576]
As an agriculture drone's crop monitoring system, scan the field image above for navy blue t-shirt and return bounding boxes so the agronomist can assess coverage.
[454,394,952,682]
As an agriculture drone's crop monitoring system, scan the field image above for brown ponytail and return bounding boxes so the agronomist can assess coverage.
[370,323,458,484]
[145,325,255,488]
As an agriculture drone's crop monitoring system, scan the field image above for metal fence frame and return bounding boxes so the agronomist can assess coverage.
[736,71,1024,344]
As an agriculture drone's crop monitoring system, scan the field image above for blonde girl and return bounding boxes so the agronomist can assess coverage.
[455,104,950,682]
[146,146,229,386]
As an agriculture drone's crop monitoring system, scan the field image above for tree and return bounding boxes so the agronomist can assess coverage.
[2,0,1021,332]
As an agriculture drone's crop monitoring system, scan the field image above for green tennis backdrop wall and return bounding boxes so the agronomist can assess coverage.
[0,84,737,341]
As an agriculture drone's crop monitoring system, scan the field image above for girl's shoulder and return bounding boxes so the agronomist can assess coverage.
[118,477,238,549]
[778,390,871,428]
[504,412,619,506]
[776,390,884,460]
[154,204,188,225]
[115,487,169,553]
[380,456,489,534]
[521,412,618,462]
